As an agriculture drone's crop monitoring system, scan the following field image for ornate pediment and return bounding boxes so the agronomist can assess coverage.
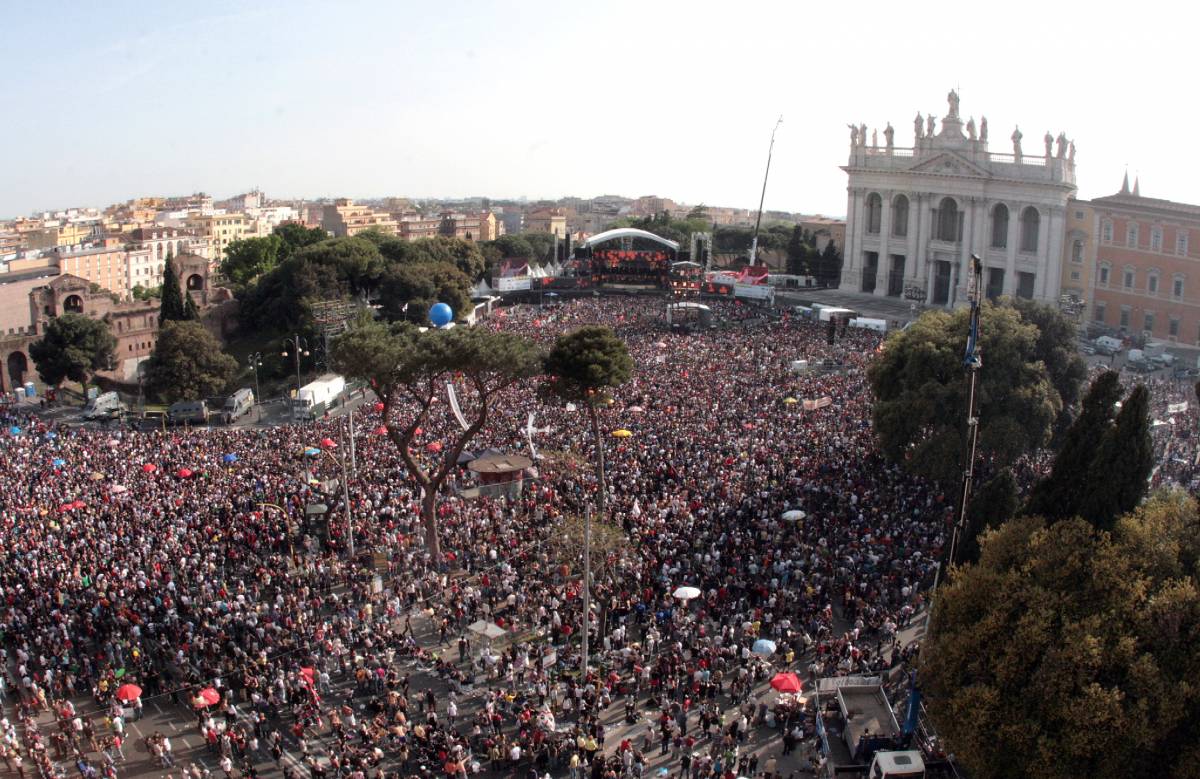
[908,152,990,179]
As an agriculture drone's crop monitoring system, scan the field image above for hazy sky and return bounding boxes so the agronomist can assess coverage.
[3,0,1195,219]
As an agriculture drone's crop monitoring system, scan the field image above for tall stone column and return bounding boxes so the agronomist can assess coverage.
[842,187,861,288]
[876,191,892,296]
[1042,206,1065,303]
[1005,205,1019,296]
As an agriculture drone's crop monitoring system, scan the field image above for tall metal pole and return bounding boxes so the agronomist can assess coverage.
[581,504,591,678]
[948,254,984,567]
[749,116,784,266]
[345,406,356,559]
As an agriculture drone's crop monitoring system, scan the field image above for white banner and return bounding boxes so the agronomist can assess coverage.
[446,383,470,432]
[1168,401,1188,414]
[734,283,775,303]
[496,276,532,292]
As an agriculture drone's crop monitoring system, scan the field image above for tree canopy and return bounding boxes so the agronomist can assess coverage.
[159,258,188,323]
[543,326,634,520]
[377,262,472,323]
[221,235,282,287]
[868,302,1068,485]
[144,320,238,402]
[923,494,1200,779]
[331,319,541,558]
[273,222,327,260]
[29,313,116,390]
[1025,370,1123,521]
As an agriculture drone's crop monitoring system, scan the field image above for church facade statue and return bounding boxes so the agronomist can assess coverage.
[980,116,988,142]
[1056,132,1068,159]
[1012,126,1023,160]
[859,123,867,146]
[884,123,894,149]
[947,89,960,119]
[966,118,976,140]
[926,114,935,137]
[848,124,859,146]
[871,129,878,148]
[914,113,924,139]
[1044,132,1054,157]
[1069,141,1076,162]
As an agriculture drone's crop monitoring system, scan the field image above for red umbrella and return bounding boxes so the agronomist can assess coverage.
[372,401,385,412]
[413,427,423,437]
[115,683,142,702]
[373,425,388,436]
[177,468,193,479]
[426,441,443,453]
[320,438,337,449]
[71,499,86,509]
[196,688,221,707]
[142,463,157,473]
[769,672,803,694]
[299,667,315,685]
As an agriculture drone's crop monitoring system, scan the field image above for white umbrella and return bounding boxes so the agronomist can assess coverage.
[467,620,506,640]
[672,586,702,601]
[781,510,806,521]
[752,638,777,656]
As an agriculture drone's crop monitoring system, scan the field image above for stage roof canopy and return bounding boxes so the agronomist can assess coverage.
[581,227,680,252]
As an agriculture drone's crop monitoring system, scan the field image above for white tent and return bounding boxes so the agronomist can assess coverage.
[467,620,506,639]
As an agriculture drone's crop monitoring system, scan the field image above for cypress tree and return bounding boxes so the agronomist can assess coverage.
[1025,370,1122,521]
[183,290,200,321]
[160,257,186,322]
[1080,384,1153,532]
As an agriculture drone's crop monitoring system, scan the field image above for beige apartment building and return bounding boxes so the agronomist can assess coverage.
[322,199,398,237]
[1059,200,1095,317]
[25,222,96,250]
[526,208,567,238]
[185,213,248,260]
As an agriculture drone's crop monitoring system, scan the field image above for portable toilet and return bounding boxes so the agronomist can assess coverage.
[23,382,35,398]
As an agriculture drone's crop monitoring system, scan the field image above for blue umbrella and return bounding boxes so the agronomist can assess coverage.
[46,431,57,440]
[304,447,320,457]
[52,458,66,468]
[222,453,238,464]
[752,638,777,656]
[8,426,20,435]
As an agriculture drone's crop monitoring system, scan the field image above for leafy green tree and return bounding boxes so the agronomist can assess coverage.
[1010,297,1088,414]
[290,237,385,295]
[273,222,327,261]
[131,284,162,301]
[159,258,186,322]
[384,236,486,280]
[542,326,634,520]
[816,240,841,284]
[489,235,534,259]
[29,313,116,393]
[522,232,556,263]
[959,468,1019,564]
[377,262,472,323]
[331,319,541,558]
[786,225,814,276]
[713,226,754,254]
[1080,384,1154,531]
[183,290,200,321]
[144,320,238,402]
[1025,370,1123,521]
[868,303,1061,485]
[221,235,282,286]
[923,494,1200,779]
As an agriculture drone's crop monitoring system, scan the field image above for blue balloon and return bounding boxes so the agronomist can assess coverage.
[222,453,238,463]
[429,302,453,327]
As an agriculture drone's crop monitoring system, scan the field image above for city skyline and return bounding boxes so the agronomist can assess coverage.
[3,0,1195,219]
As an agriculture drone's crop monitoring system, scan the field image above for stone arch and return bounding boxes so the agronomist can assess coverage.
[186,273,205,291]
[865,192,883,234]
[63,294,84,314]
[7,352,28,391]
[991,203,1009,248]
[1020,206,1041,252]
[936,197,960,242]
[890,194,909,237]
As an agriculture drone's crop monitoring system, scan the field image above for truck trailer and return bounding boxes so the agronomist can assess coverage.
[292,374,345,421]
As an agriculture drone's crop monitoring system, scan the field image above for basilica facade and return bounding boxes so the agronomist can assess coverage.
[841,91,1077,307]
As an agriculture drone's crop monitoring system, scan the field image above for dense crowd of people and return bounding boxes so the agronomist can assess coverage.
[0,296,1191,779]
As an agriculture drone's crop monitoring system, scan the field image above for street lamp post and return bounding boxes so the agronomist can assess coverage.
[248,352,263,421]
[281,335,310,408]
